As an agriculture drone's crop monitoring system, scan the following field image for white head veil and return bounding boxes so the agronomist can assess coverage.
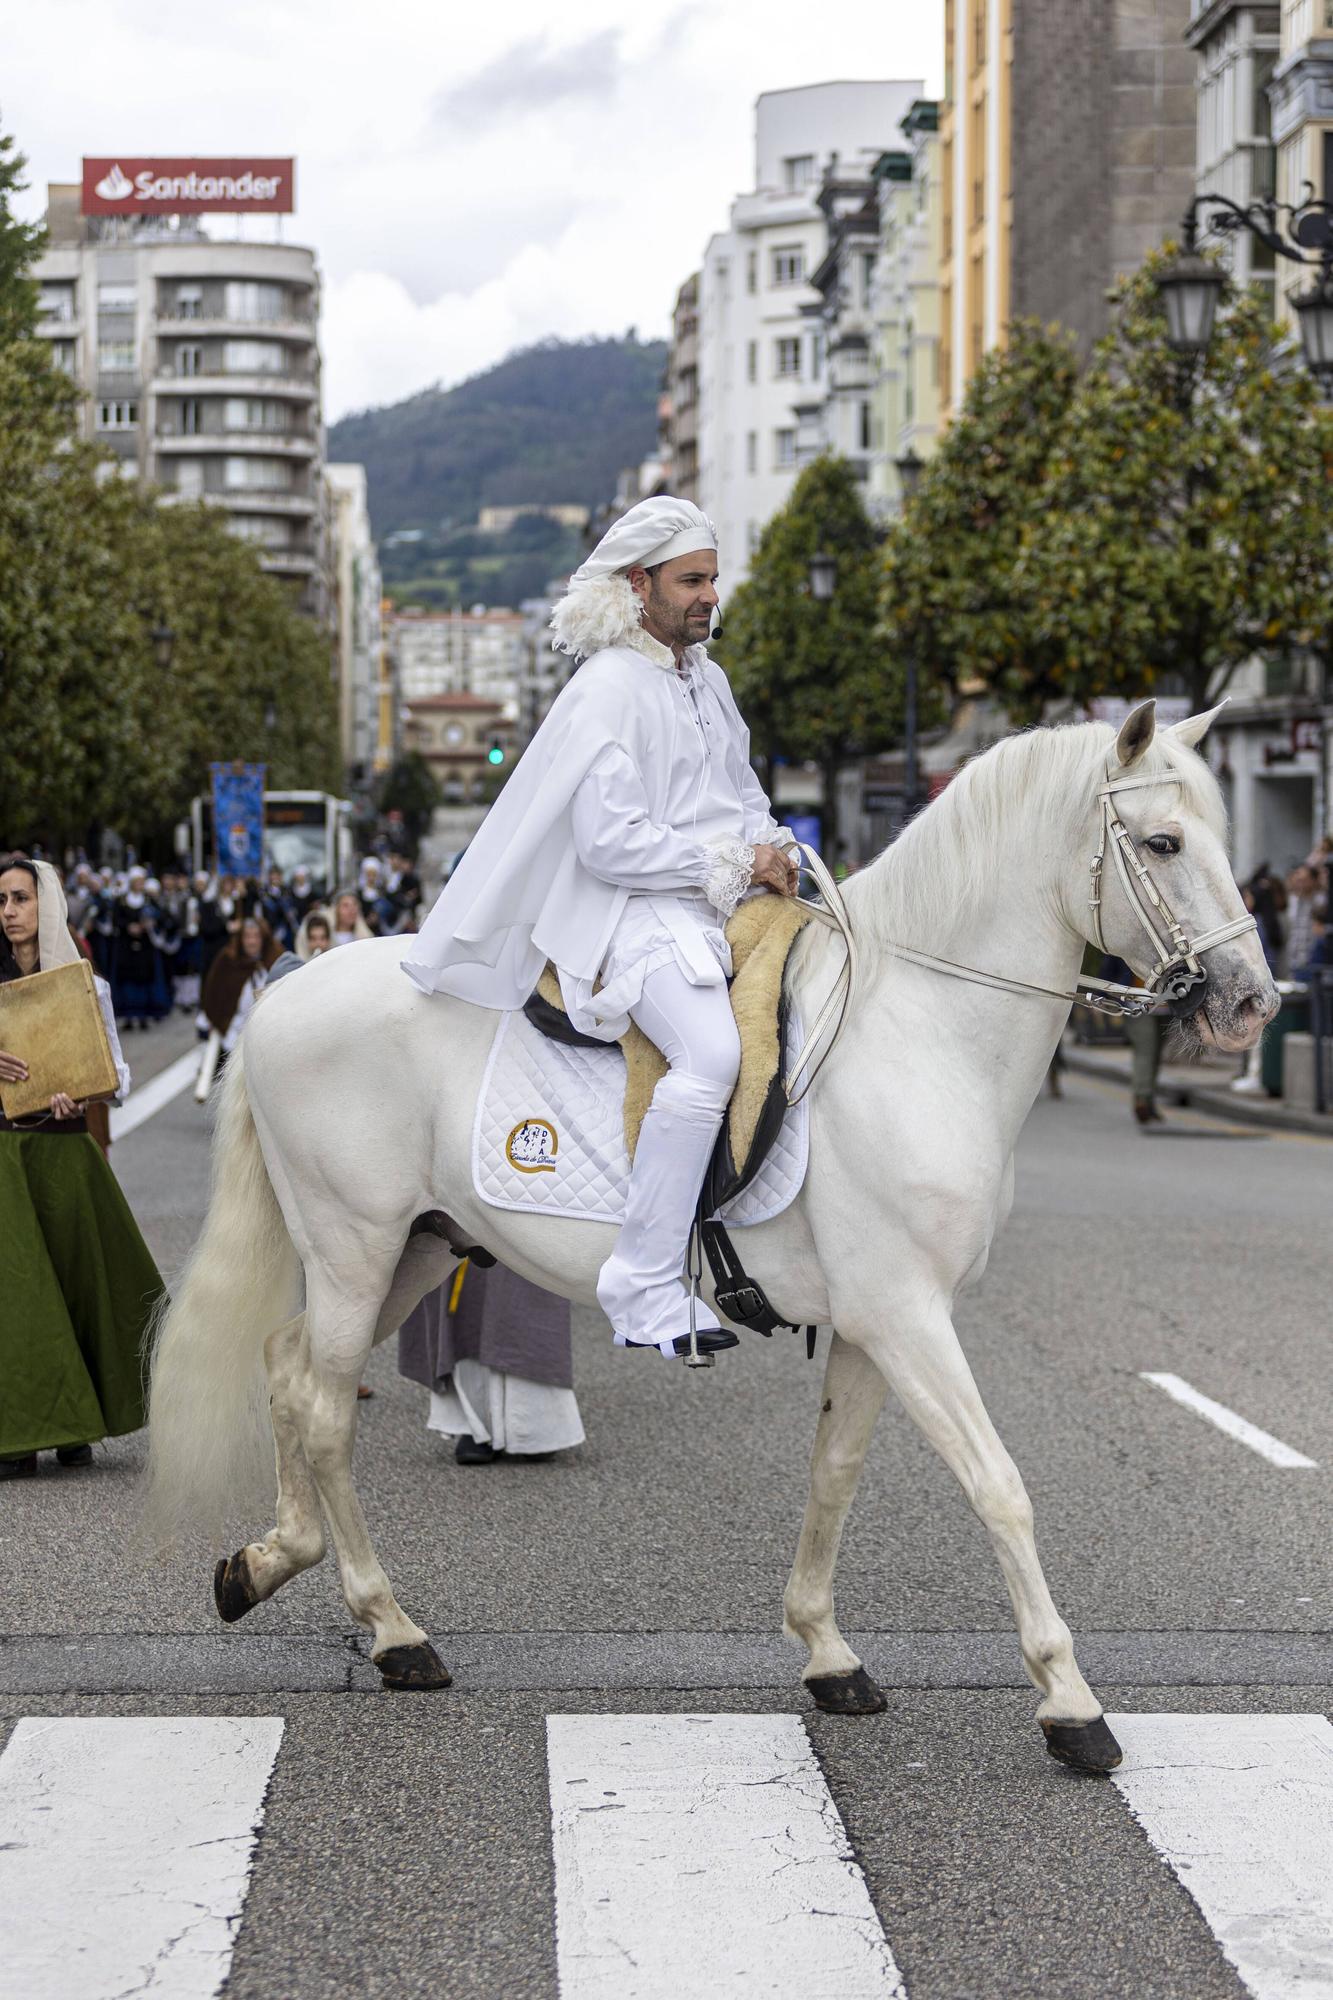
[550,495,718,661]
[33,860,83,972]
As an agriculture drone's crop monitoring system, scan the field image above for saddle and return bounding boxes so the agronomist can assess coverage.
[523,894,812,1202]
[523,895,816,1344]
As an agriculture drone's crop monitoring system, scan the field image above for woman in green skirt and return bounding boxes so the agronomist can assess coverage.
[0,854,164,1480]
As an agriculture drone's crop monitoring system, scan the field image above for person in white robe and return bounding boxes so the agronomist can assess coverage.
[403,496,798,1359]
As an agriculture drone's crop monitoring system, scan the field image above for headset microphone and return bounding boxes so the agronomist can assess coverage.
[711,613,724,641]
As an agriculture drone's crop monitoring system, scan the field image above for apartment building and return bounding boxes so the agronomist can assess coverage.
[1271,0,1333,324]
[867,102,943,516]
[940,0,1195,410]
[324,465,382,779]
[1187,4,1282,312]
[696,80,921,582]
[34,178,327,616]
[664,273,701,501]
[389,607,528,718]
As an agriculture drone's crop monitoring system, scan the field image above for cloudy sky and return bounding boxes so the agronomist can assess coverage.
[8,1,943,422]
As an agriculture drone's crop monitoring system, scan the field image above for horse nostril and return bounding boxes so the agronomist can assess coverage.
[1237,990,1272,1028]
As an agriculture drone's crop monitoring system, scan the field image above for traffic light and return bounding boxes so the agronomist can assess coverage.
[487,738,505,766]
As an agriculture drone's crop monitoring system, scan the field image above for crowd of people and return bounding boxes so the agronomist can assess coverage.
[50,851,423,1035]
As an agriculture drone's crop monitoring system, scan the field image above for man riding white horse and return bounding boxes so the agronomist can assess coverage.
[403,497,798,1358]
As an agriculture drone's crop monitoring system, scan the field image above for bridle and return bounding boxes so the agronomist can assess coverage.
[782,761,1259,1103]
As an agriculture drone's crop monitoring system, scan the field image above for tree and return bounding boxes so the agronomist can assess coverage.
[0,121,44,345]
[721,456,909,852]
[377,752,440,846]
[1020,256,1333,713]
[880,322,1080,719]
[882,262,1333,723]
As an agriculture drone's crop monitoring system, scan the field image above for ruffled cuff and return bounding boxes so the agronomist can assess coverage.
[703,838,755,919]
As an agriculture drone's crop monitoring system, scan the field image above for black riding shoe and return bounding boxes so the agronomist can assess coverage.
[56,1444,93,1468]
[454,1436,501,1465]
[624,1329,740,1358]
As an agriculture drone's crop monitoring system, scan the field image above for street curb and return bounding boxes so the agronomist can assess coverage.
[1063,1046,1333,1138]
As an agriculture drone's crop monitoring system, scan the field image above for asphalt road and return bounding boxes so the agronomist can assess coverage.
[2,1027,1330,1999]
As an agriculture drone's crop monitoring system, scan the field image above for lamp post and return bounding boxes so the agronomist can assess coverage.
[1155,185,1333,392]
[808,550,837,602]
[893,446,926,820]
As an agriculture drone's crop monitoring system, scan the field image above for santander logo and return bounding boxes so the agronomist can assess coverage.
[95,164,135,202]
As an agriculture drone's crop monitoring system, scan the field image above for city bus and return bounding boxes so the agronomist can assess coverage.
[186,791,353,893]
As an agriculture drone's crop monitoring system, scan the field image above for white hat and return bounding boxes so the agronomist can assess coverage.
[569,496,717,586]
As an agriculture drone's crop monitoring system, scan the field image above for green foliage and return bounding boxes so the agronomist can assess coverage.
[377,752,440,844]
[380,509,582,611]
[883,262,1333,722]
[328,336,667,549]
[0,121,44,345]
[721,456,912,847]
[0,117,339,854]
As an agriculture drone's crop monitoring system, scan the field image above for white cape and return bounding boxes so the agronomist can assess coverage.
[403,638,735,1027]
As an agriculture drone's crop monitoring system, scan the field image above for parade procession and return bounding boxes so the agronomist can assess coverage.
[4,5,1333,1998]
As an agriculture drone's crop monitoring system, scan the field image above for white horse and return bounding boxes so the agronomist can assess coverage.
[145,700,1274,1773]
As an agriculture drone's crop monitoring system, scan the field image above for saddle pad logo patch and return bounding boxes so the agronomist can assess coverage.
[506,1117,558,1173]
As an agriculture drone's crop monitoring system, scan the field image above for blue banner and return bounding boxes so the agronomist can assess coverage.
[210,762,266,877]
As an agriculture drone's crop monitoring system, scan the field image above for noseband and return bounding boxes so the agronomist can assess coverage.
[1086,765,1257,1017]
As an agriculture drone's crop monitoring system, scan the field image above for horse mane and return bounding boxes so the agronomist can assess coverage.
[843,717,1226,953]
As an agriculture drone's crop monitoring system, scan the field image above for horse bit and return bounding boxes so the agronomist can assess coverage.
[781,762,1260,1104]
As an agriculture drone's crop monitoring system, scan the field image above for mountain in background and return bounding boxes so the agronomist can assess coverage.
[328,336,667,610]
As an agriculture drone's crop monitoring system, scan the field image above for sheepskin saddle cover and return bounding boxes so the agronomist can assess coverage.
[528,894,812,1168]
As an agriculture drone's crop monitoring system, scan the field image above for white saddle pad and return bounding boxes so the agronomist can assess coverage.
[471,1009,809,1226]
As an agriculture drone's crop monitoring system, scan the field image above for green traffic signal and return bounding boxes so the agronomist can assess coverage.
[487,739,505,766]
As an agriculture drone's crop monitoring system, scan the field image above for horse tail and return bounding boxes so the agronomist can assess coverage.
[143,1046,299,1545]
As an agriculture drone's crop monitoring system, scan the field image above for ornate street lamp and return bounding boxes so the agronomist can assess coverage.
[1157,185,1333,388]
[808,550,838,602]
[894,445,925,501]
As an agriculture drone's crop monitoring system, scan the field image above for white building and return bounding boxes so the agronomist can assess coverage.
[868,101,943,517]
[33,181,327,617]
[389,608,529,719]
[324,465,381,779]
[696,80,921,585]
[1271,0,1333,329]
[1187,2,1282,315]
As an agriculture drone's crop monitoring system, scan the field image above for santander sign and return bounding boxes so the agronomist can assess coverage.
[82,157,295,216]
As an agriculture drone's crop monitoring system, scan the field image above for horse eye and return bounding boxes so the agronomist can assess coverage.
[1146,834,1179,857]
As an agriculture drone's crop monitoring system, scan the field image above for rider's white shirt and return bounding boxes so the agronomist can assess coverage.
[558,651,794,1036]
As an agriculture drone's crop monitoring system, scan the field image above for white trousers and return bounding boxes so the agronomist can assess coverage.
[595,956,741,1350]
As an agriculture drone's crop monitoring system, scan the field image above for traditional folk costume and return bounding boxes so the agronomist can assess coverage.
[404,497,797,1356]
[397,1261,584,1461]
[106,870,171,1028]
[0,862,163,1474]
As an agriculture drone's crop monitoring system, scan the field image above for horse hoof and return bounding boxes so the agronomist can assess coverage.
[213,1551,259,1624]
[375,1641,453,1691]
[1041,1715,1123,1774]
[805,1667,888,1716]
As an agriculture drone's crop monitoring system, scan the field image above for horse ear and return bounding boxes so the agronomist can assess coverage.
[1114,699,1156,768]
[1168,699,1229,750]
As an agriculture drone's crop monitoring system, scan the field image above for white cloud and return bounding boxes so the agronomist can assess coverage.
[7,0,944,419]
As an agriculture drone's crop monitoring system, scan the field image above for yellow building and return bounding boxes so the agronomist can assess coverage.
[939,0,1013,414]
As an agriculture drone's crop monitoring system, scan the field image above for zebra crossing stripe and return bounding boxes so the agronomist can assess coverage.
[545,1712,906,1998]
[0,1716,283,2000]
[1109,1712,1333,2000]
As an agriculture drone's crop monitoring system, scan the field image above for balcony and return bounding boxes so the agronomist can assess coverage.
[158,486,318,517]
[149,371,318,402]
[154,430,318,458]
[260,550,318,577]
[153,311,316,342]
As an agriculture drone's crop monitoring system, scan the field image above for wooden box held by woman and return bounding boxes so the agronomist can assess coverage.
[0,856,164,1480]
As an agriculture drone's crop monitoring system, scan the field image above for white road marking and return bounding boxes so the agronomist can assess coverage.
[1140,1372,1317,1468]
[111,1046,203,1140]
[1109,1713,1333,1999]
[0,1715,283,1999]
[545,1712,905,1999]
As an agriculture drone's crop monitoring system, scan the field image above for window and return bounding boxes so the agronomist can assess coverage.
[746,250,757,294]
[51,341,75,374]
[174,459,204,499]
[746,340,757,382]
[771,245,804,287]
[172,284,203,319]
[782,154,815,191]
[774,428,797,468]
[224,397,286,431]
[859,401,873,452]
[177,343,202,376]
[97,340,135,372]
[230,516,290,549]
[225,281,286,323]
[97,281,137,314]
[224,339,285,374]
[96,400,138,429]
[746,431,758,473]
[38,285,74,321]
[861,251,877,305]
[179,398,202,436]
[224,455,290,490]
[775,336,802,378]
[811,330,823,378]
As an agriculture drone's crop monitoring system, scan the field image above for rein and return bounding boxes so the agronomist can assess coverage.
[780,762,1259,1101]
